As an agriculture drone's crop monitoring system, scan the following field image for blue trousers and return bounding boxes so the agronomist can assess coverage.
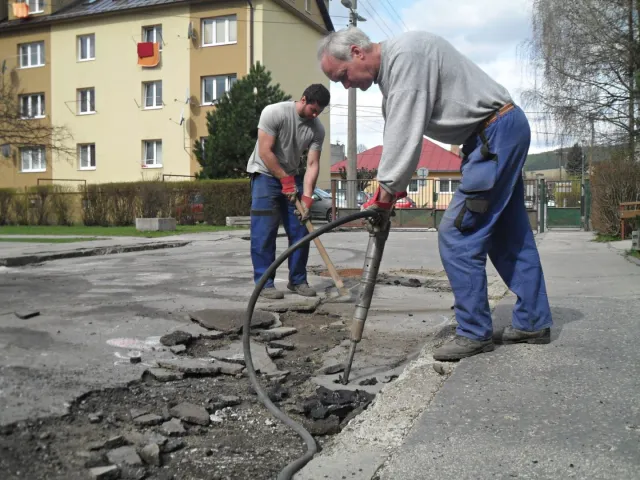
[250,173,309,289]
[438,105,553,341]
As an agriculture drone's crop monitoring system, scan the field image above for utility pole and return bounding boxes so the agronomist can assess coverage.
[341,0,365,208]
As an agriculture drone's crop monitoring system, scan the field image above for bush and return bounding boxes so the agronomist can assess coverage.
[591,151,640,235]
[82,185,109,226]
[138,181,168,219]
[0,188,16,225]
[51,186,75,226]
[28,186,54,225]
[105,183,138,226]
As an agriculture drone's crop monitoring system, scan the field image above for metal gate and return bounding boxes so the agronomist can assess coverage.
[545,180,583,228]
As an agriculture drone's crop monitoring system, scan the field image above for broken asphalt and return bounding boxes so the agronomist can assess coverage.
[295,231,640,480]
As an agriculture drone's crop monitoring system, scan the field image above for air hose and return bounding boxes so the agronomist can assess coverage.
[242,209,379,480]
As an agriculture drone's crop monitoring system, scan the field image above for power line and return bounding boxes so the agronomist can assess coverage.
[359,0,394,38]
[360,0,395,37]
[379,0,409,32]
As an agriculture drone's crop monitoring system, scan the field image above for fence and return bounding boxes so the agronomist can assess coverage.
[329,177,540,230]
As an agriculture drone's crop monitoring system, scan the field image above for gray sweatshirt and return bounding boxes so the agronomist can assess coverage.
[375,31,513,194]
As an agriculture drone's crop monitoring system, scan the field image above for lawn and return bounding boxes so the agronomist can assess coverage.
[593,233,621,242]
[0,224,245,238]
[0,237,99,243]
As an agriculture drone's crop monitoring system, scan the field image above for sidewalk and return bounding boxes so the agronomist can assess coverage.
[377,231,640,479]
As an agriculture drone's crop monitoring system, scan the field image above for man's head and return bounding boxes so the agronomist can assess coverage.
[317,27,380,91]
[298,83,331,119]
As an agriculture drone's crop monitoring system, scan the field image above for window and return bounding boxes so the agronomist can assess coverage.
[408,179,419,193]
[143,140,162,167]
[77,88,95,114]
[78,34,95,61]
[201,74,237,105]
[143,81,162,109]
[202,15,237,46]
[305,0,311,12]
[78,144,96,170]
[143,25,163,51]
[439,179,461,193]
[27,0,43,13]
[19,41,44,68]
[19,93,45,118]
[200,137,207,154]
[20,147,45,172]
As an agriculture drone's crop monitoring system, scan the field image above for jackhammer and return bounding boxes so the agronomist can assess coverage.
[242,209,391,480]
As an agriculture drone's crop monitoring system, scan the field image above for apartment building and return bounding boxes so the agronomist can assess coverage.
[0,0,333,189]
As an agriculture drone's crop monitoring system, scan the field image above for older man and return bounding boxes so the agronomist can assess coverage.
[317,28,553,360]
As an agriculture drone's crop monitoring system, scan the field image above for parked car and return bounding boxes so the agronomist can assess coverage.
[335,190,370,208]
[175,192,204,223]
[394,197,416,209]
[309,187,335,222]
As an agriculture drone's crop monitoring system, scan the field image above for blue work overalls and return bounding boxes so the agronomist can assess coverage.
[250,173,309,289]
[438,105,553,341]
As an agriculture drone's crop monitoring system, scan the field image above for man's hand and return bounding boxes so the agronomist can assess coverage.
[295,195,313,223]
[280,176,297,204]
[361,186,407,231]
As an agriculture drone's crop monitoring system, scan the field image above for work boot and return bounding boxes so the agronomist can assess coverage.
[260,287,284,300]
[432,335,494,361]
[494,326,551,345]
[287,282,316,297]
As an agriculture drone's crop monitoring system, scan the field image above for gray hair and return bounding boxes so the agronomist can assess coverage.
[317,27,373,61]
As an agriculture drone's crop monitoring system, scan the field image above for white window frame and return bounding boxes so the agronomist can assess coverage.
[19,93,45,119]
[408,179,419,193]
[201,74,237,105]
[20,147,46,173]
[439,179,461,194]
[201,15,238,47]
[78,144,96,170]
[77,88,95,115]
[200,137,207,154]
[27,0,44,14]
[305,0,311,13]
[143,140,162,168]
[143,25,163,51]
[77,34,95,61]
[143,81,163,109]
[19,41,45,68]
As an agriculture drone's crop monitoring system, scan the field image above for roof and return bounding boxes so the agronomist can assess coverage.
[0,0,334,32]
[330,138,462,173]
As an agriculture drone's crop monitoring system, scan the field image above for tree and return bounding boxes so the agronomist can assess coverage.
[0,71,73,157]
[522,0,640,154]
[565,143,586,177]
[357,143,367,153]
[195,62,292,179]
[338,166,377,191]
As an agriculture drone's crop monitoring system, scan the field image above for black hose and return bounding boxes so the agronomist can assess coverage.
[243,209,379,480]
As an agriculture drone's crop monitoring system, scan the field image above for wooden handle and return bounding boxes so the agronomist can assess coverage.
[295,199,346,291]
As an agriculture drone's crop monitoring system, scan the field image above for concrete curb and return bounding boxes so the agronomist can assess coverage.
[0,240,190,267]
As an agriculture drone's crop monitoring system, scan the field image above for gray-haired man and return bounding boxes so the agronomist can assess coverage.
[317,28,553,361]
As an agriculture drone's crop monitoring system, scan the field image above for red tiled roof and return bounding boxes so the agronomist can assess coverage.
[330,138,461,173]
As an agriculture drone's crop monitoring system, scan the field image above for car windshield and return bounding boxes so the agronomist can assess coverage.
[314,188,331,198]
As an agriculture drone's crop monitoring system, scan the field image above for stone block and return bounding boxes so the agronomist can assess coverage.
[135,217,176,232]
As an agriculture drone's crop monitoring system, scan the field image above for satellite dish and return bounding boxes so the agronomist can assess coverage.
[179,106,185,126]
[184,87,189,104]
[187,22,196,40]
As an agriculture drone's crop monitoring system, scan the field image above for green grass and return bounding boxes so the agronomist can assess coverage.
[626,250,640,260]
[0,224,245,238]
[593,233,621,242]
[0,237,99,243]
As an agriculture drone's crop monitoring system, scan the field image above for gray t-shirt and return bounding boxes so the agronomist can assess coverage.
[375,31,513,194]
[246,101,325,176]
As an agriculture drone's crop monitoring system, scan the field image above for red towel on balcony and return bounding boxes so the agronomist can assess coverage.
[137,42,154,58]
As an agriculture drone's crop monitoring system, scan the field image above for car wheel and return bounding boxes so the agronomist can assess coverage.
[326,209,333,222]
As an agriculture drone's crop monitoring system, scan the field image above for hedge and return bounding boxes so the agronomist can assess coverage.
[0,179,251,226]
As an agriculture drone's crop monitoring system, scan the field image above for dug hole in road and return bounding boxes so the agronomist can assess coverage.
[0,231,494,480]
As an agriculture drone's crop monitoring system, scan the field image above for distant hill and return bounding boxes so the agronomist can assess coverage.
[525,145,626,171]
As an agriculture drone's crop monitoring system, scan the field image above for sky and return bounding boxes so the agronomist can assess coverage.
[323,0,561,155]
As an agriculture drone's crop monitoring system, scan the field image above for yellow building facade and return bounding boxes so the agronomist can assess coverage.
[0,0,333,189]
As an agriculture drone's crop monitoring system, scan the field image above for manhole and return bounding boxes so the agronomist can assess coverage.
[317,268,363,278]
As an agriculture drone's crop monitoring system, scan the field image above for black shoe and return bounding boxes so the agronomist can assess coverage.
[494,326,551,345]
[433,335,494,361]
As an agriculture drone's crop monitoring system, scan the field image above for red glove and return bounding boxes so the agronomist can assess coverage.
[362,186,407,211]
[301,195,313,209]
[280,176,297,203]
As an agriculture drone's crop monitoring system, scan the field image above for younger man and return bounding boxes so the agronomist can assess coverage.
[246,84,330,299]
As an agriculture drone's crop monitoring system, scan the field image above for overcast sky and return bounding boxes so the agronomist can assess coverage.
[323,0,561,155]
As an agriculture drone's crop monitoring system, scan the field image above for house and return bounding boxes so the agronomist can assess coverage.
[0,0,333,189]
[330,139,462,209]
